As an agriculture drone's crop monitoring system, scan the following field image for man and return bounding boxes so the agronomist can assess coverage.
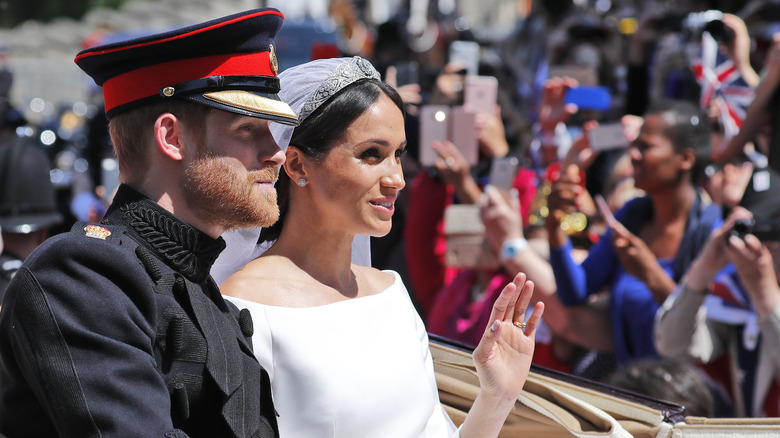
[0,9,298,437]
[0,135,63,300]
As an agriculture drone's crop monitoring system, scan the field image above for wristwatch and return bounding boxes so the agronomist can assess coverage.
[500,238,529,261]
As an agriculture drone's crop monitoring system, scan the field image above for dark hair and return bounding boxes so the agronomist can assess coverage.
[645,99,711,182]
[259,78,404,243]
[605,358,715,418]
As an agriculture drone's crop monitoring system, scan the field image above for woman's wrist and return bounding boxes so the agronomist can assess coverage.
[684,258,717,293]
[452,176,482,204]
[499,237,529,262]
[460,390,516,438]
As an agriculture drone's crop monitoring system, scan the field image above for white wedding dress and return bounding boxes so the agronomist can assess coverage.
[226,270,458,437]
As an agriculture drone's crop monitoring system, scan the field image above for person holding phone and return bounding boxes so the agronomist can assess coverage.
[405,101,529,315]
[546,99,721,366]
[656,162,780,418]
[404,96,582,370]
[656,202,780,418]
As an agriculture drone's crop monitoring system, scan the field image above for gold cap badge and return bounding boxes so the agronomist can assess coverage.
[269,44,278,75]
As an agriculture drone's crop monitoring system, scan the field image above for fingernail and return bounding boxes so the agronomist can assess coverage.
[490,320,500,332]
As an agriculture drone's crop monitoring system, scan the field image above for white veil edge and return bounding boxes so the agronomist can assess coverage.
[211,228,371,286]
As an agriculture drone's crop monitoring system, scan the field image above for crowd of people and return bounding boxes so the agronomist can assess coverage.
[374,0,780,419]
[1,0,780,435]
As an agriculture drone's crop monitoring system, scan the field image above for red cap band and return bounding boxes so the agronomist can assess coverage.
[102,51,273,114]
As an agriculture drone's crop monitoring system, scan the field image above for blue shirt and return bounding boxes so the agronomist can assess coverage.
[550,194,721,365]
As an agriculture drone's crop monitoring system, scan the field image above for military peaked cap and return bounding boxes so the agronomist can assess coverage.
[74,8,298,125]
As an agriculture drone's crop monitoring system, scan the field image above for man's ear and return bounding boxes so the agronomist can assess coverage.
[283,145,307,181]
[154,113,185,161]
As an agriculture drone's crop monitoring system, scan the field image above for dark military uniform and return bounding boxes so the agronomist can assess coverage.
[0,185,278,437]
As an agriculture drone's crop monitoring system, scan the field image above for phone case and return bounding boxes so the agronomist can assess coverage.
[444,204,500,269]
[547,65,598,86]
[394,61,419,86]
[419,105,451,166]
[589,122,629,151]
[595,194,617,227]
[449,40,480,76]
[489,156,519,191]
[449,107,479,166]
[565,86,611,111]
[464,75,498,115]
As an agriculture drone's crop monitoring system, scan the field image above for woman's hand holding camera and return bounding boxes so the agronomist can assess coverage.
[562,120,599,171]
[432,140,482,204]
[685,208,751,292]
[431,61,467,106]
[724,210,780,319]
[480,185,524,255]
[546,165,581,215]
[538,77,578,133]
[720,14,759,87]
[474,106,509,159]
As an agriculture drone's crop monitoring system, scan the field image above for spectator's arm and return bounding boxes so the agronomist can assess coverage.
[713,34,780,162]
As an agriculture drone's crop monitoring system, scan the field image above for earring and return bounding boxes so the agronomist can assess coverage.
[297,178,307,187]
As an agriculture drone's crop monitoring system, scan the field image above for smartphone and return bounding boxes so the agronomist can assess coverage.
[489,156,519,191]
[565,85,611,111]
[589,122,629,151]
[394,61,419,86]
[419,105,451,166]
[449,40,480,76]
[444,204,499,269]
[595,194,617,228]
[464,75,498,115]
[547,65,598,86]
[449,106,478,166]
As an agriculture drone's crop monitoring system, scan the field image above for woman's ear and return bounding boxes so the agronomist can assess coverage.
[284,145,307,182]
[154,113,185,161]
[679,148,696,172]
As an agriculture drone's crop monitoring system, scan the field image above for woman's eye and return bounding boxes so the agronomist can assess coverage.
[361,148,381,159]
[396,148,408,159]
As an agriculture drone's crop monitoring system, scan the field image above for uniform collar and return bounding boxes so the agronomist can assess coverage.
[103,184,226,283]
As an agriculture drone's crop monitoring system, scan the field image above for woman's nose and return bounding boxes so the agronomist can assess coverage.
[381,166,405,190]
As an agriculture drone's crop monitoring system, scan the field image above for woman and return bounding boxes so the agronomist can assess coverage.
[655,165,780,417]
[221,56,544,437]
[546,99,721,365]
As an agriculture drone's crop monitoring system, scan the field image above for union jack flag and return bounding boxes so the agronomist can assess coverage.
[691,33,755,139]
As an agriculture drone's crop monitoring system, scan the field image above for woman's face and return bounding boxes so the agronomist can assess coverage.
[628,113,688,193]
[307,94,406,237]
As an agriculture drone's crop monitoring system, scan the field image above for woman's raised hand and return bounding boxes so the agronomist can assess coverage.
[473,272,544,400]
